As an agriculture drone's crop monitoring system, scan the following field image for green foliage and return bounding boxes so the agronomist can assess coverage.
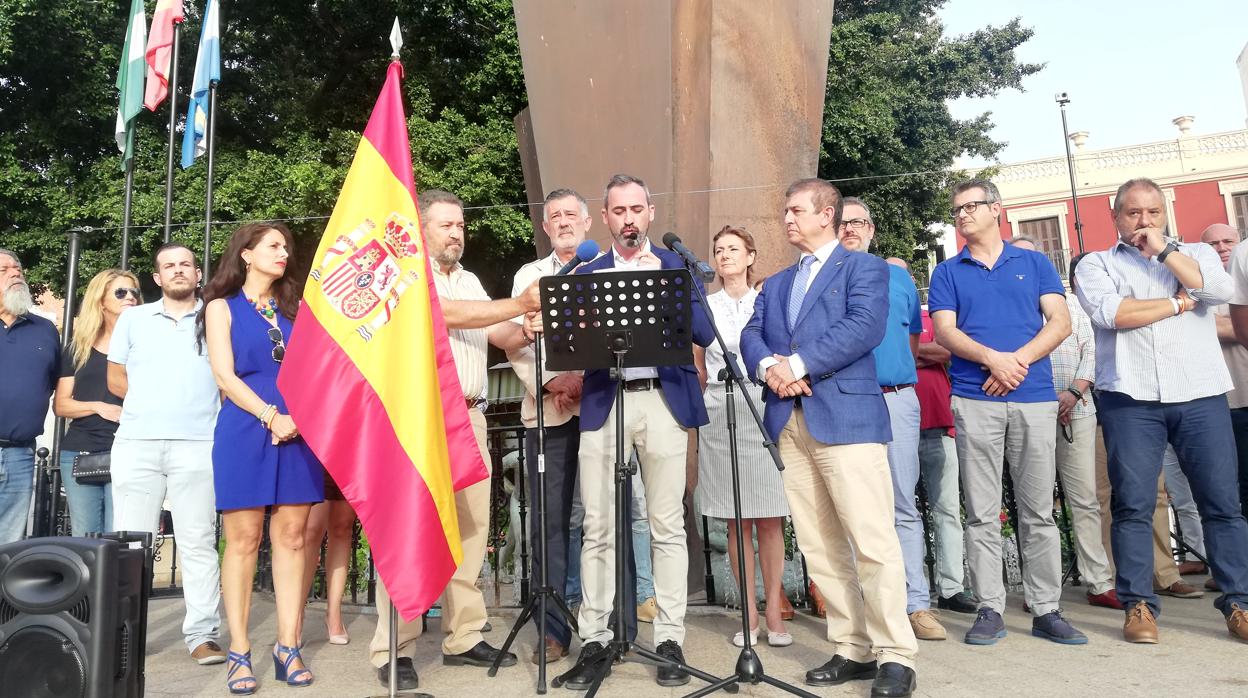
[823,0,1042,277]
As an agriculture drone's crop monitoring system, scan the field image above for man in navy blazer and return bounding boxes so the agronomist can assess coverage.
[740,178,917,698]
[561,174,713,690]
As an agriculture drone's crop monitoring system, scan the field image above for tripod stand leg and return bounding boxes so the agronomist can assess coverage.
[489,595,536,677]
[759,674,822,698]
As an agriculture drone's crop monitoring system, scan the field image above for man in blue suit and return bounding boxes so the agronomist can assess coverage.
[561,174,714,690]
[740,178,917,698]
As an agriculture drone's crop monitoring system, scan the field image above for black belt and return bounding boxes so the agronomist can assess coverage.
[623,378,660,392]
[881,383,915,394]
[0,439,35,449]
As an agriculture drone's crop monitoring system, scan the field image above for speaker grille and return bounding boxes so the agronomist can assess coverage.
[0,625,87,698]
[0,596,15,624]
[67,596,89,625]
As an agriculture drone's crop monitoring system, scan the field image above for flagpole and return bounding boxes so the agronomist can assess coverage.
[162,18,184,243]
[121,129,136,270]
[202,79,218,280]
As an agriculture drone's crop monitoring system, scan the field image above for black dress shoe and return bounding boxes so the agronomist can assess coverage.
[442,640,517,668]
[870,662,916,697]
[654,640,691,687]
[376,657,419,690]
[936,592,978,614]
[805,655,877,687]
[560,641,610,691]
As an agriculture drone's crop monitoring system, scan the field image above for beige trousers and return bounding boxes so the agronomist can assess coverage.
[1093,425,1180,587]
[577,389,690,646]
[369,408,493,666]
[780,407,917,668]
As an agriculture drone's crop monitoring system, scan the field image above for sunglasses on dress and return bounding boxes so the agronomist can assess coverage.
[268,326,285,363]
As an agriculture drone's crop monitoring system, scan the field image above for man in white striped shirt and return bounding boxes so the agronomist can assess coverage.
[1075,177,1248,645]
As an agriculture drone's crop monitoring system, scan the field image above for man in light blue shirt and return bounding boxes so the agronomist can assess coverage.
[1076,178,1248,644]
[107,243,224,664]
[837,198,941,642]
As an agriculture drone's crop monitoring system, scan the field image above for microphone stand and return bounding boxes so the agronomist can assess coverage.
[678,262,818,698]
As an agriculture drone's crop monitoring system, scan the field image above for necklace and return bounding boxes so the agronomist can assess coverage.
[247,295,277,320]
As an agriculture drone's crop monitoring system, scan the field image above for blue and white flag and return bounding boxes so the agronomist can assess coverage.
[180,0,219,169]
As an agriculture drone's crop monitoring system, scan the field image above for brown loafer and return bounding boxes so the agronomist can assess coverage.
[531,637,568,664]
[1206,576,1220,591]
[1228,603,1248,643]
[808,581,826,619]
[1176,561,1207,576]
[1124,601,1159,644]
[779,595,796,621]
[1155,580,1204,599]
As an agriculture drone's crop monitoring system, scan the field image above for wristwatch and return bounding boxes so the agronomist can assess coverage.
[1066,386,1084,401]
[1156,241,1179,263]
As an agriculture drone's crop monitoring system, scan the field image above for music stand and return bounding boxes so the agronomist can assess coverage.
[542,268,733,697]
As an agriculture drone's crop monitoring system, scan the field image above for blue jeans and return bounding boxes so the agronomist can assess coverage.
[631,471,656,602]
[59,450,113,537]
[0,446,36,544]
[885,388,929,612]
[1098,391,1248,618]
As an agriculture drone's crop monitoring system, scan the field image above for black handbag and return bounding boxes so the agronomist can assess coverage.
[72,451,111,484]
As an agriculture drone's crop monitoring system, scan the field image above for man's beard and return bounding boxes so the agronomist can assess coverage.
[616,228,643,249]
[163,280,196,301]
[2,283,34,317]
[435,247,463,268]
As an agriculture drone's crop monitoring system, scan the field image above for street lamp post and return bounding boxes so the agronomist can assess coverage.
[1056,92,1085,254]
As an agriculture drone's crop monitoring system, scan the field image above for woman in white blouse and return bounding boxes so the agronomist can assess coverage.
[694,226,792,648]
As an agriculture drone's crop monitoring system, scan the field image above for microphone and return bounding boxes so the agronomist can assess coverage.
[556,240,601,276]
[661,232,715,282]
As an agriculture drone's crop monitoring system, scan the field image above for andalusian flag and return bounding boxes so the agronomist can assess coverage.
[180,0,220,169]
[144,0,184,111]
[115,0,146,169]
[277,60,488,621]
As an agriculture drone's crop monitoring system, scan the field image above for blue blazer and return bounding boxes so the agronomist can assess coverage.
[740,244,892,445]
[575,246,714,432]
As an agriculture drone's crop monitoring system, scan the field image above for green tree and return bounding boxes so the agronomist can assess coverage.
[821,0,1042,278]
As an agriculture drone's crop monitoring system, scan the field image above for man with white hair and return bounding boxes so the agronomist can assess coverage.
[0,248,60,543]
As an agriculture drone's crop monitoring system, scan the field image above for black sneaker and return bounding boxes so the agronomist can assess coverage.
[936,591,977,614]
[964,607,1006,645]
[653,640,690,687]
[1031,610,1087,645]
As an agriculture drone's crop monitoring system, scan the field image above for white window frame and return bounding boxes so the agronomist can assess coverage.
[1006,202,1070,254]
[1219,179,1248,231]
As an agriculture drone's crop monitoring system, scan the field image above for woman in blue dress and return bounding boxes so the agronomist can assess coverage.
[201,222,323,694]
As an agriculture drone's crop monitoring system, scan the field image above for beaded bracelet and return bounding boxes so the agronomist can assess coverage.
[257,404,277,427]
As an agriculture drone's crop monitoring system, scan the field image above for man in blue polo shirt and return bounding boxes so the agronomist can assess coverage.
[0,248,60,544]
[927,178,1084,647]
[838,199,943,642]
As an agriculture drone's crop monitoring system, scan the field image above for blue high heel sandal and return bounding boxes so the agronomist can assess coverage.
[273,642,313,687]
[226,650,258,695]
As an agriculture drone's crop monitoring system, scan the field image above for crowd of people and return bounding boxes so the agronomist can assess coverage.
[1,171,1247,698]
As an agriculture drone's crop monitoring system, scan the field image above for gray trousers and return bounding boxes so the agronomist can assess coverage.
[952,397,1062,616]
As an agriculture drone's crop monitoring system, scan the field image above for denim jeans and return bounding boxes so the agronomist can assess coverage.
[58,450,113,537]
[631,469,656,602]
[918,428,965,598]
[1098,391,1248,618]
[884,388,929,612]
[0,446,36,544]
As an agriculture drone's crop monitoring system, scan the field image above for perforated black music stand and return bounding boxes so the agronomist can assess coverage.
[542,268,734,697]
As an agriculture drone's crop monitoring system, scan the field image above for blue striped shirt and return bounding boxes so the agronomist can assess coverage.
[1074,240,1233,403]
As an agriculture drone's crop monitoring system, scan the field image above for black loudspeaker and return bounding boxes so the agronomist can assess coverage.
[0,534,151,698]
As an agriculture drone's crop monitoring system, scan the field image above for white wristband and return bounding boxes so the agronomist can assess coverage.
[1169,297,1181,316]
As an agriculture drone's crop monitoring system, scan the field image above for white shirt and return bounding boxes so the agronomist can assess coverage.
[507,250,581,428]
[757,238,840,381]
[704,288,758,384]
[1075,240,1233,403]
[433,264,491,402]
[1221,242,1248,408]
[602,240,660,381]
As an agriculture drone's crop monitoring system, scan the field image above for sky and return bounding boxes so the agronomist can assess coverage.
[938,0,1248,166]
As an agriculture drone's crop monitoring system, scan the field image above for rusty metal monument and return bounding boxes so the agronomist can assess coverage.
[514,0,834,281]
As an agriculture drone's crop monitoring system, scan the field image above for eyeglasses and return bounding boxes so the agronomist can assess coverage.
[113,288,140,300]
[267,326,285,363]
[842,218,872,230]
[950,200,991,218]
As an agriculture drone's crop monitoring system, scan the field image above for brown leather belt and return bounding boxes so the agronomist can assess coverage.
[881,383,915,394]
[465,398,487,411]
[623,378,660,392]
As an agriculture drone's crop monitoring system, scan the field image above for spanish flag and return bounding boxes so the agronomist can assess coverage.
[143,0,183,111]
[278,60,488,621]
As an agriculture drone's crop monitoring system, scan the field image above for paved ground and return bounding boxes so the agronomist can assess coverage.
[140,574,1246,698]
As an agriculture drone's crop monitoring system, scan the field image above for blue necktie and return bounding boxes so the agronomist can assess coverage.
[788,255,815,331]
